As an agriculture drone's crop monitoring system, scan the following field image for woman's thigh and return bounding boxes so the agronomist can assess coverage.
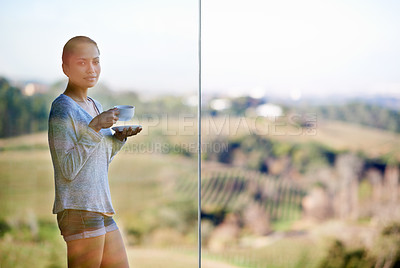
[67,234,105,268]
[57,209,123,267]
[100,229,129,268]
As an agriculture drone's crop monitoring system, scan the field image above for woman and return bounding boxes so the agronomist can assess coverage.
[48,36,141,267]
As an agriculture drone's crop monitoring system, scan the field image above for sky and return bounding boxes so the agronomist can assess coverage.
[0,0,198,94]
[1,0,400,98]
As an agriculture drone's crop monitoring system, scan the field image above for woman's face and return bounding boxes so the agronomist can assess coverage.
[63,42,101,89]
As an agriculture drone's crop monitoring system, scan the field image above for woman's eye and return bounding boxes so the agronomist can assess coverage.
[78,62,85,66]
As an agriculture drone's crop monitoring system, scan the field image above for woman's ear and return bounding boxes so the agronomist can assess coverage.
[62,63,69,77]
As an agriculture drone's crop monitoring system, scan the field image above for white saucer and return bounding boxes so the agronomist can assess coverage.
[112,125,142,132]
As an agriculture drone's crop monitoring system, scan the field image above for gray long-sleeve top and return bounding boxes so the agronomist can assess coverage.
[48,94,125,214]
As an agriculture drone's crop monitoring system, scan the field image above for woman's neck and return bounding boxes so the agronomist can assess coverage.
[63,82,88,102]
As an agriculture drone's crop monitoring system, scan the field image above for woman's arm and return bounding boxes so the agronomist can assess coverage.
[48,105,103,181]
[109,134,126,162]
[91,98,125,159]
[109,127,142,162]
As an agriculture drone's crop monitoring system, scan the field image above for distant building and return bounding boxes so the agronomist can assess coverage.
[255,103,283,117]
[210,98,231,111]
[22,82,49,96]
[183,95,198,107]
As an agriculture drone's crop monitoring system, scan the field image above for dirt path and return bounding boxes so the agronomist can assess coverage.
[127,247,238,268]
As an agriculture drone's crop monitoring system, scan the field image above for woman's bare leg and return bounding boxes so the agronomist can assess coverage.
[100,229,129,268]
[67,235,105,268]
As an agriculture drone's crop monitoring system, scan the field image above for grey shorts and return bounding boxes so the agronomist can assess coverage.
[57,209,118,242]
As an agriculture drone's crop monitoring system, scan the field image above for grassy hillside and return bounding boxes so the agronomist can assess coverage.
[202,116,400,161]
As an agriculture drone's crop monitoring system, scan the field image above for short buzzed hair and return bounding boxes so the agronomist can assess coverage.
[62,36,100,65]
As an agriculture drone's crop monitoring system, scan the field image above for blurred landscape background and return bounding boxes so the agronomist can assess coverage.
[199,90,400,267]
[1,75,400,267]
[2,0,400,267]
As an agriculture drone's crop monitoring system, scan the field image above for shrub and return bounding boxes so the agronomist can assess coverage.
[318,240,375,268]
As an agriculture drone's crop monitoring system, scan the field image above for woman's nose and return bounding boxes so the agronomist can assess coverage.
[87,63,96,73]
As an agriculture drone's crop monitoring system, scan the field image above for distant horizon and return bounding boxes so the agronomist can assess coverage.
[3,73,400,102]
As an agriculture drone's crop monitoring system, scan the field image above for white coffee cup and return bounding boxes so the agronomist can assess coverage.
[114,105,135,121]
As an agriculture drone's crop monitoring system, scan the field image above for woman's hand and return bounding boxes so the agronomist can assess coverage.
[89,108,120,132]
[114,126,142,142]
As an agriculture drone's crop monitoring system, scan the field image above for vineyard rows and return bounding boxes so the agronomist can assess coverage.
[175,170,305,222]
